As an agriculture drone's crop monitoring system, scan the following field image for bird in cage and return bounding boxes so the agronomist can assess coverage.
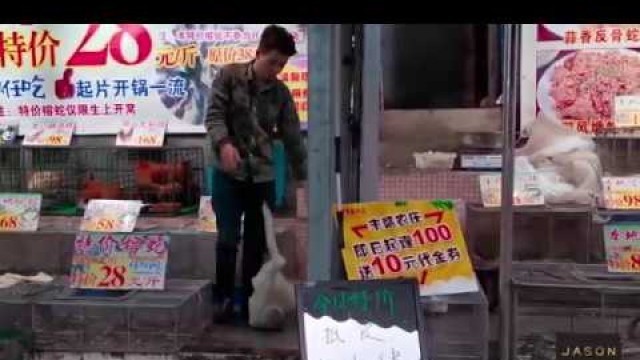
[134,159,200,213]
[77,173,124,209]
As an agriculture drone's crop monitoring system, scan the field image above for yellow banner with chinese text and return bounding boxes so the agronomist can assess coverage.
[339,200,478,296]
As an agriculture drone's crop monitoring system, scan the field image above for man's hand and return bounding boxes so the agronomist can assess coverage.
[219,142,241,173]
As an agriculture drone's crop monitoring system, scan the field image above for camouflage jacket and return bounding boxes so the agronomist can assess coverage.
[205,61,307,183]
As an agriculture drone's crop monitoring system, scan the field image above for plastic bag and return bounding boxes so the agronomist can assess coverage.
[248,203,296,330]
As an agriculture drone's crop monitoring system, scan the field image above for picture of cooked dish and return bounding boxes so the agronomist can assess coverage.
[537,49,640,122]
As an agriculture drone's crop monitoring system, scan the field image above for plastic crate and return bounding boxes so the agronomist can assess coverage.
[421,290,489,360]
[512,262,640,360]
[27,278,212,353]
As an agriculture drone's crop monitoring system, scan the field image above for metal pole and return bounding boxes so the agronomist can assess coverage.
[307,24,339,281]
[499,23,517,360]
[360,24,382,201]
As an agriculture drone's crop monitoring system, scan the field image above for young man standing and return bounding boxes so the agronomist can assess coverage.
[205,25,307,323]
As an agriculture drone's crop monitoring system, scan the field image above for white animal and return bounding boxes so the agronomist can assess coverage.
[248,203,296,330]
[516,114,602,206]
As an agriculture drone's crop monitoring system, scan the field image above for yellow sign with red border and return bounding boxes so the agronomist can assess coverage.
[339,200,478,296]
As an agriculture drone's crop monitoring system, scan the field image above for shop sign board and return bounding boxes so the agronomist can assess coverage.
[521,24,640,135]
[0,24,308,135]
[70,232,169,290]
[339,200,478,296]
[0,193,41,232]
[296,279,426,360]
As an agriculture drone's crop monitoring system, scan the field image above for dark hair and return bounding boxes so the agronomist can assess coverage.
[258,25,297,57]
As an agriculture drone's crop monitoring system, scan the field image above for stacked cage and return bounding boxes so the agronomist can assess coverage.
[15,146,204,215]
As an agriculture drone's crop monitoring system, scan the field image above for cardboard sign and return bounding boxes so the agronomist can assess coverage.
[116,119,167,147]
[602,177,640,209]
[339,200,478,296]
[556,333,621,360]
[603,222,640,272]
[0,193,42,232]
[70,232,170,290]
[297,279,426,360]
[22,119,74,146]
[197,196,217,233]
[80,200,143,233]
[479,173,545,207]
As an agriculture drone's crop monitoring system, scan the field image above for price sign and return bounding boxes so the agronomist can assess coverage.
[80,200,143,233]
[0,193,42,232]
[22,119,75,147]
[70,232,169,290]
[479,172,545,207]
[615,96,640,128]
[197,196,217,233]
[339,200,478,296]
[602,177,640,209]
[116,119,167,147]
[603,222,640,272]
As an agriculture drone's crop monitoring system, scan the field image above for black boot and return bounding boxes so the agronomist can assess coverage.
[213,247,238,324]
[239,299,250,323]
[213,297,235,324]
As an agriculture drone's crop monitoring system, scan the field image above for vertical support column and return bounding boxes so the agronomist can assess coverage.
[359,24,382,201]
[499,23,518,360]
[307,24,339,281]
[487,24,500,103]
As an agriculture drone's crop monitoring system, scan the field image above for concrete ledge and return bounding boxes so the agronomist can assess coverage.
[0,217,306,282]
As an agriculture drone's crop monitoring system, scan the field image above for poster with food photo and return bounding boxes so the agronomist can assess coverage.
[521,24,640,135]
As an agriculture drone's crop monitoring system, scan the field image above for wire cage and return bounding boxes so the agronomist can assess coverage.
[594,128,640,176]
[0,146,23,193]
[421,291,490,360]
[17,146,204,216]
[512,262,640,360]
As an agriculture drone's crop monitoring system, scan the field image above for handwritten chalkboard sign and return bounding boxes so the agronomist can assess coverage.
[296,279,426,360]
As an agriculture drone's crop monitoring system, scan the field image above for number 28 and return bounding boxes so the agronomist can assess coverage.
[66,24,152,67]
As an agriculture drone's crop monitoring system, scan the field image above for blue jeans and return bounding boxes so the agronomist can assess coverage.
[212,169,275,301]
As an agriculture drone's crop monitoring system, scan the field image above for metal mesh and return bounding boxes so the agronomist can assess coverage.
[421,291,489,360]
[28,279,211,353]
[0,146,204,215]
[0,146,23,193]
[595,129,640,176]
[512,263,640,360]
